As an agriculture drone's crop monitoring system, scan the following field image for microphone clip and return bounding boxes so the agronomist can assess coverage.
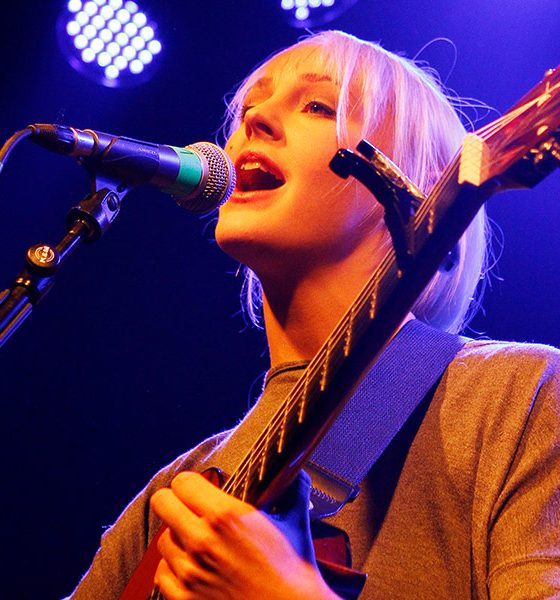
[0,185,129,348]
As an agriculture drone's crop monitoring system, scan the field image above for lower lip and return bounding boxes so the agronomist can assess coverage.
[228,186,284,203]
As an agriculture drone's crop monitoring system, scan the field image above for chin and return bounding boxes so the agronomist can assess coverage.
[216,202,266,256]
[215,218,262,266]
[216,224,296,281]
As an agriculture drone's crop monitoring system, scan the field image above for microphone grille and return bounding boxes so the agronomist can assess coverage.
[175,142,236,214]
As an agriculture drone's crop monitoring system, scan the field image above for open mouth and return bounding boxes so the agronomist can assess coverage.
[235,155,285,192]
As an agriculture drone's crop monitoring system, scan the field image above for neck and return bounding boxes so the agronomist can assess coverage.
[261,249,383,367]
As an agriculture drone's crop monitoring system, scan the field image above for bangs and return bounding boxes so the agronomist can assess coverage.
[224,42,344,139]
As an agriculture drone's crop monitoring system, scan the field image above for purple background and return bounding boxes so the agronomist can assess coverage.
[0,1,558,597]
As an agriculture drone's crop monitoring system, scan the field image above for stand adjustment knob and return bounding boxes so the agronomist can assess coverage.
[26,244,60,275]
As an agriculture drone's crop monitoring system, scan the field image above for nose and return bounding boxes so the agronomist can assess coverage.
[243,99,284,142]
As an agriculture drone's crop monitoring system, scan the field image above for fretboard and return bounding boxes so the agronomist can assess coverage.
[221,154,473,507]
[143,65,560,599]
[219,64,560,508]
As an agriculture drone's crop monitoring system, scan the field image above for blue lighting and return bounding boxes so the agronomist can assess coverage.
[280,0,358,27]
[59,0,162,87]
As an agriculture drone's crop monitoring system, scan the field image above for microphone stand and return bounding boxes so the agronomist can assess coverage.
[0,181,128,348]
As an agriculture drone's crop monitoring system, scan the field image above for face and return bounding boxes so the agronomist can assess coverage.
[215,46,386,281]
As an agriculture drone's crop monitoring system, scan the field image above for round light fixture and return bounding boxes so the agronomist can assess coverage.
[280,0,359,27]
[58,0,163,88]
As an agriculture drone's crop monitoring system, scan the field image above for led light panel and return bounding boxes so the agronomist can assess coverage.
[59,0,162,87]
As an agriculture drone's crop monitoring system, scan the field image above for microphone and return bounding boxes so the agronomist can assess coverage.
[27,123,236,213]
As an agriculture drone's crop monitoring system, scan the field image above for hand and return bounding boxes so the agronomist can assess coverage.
[150,471,339,600]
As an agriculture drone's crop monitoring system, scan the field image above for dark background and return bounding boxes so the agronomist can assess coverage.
[0,1,558,598]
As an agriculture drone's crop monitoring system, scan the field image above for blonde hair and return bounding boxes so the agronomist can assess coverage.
[223,30,488,334]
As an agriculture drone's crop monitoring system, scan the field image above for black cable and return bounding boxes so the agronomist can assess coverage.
[0,127,32,174]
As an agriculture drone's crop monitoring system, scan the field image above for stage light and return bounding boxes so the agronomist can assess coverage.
[279,0,359,27]
[58,0,162,87]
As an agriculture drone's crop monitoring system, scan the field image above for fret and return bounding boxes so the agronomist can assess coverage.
[296,390,306,423]
[427,201,435,234]
[408,216,417,257]
[297,371,310,423]
[223,462,239,496]
[241,451,256,502]
[228,459,250,501]
[276,399,290,454]
[240,474,250,503]
[258,425,272,481]
[369,283,378,319]
[343,310,355,357]
[414,208,430,246]
[319,339,333,391]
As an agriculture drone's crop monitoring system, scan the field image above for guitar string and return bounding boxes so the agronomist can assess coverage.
[226,125,522,498]
[223,96,555,497]
[224,159,464,489]
[224,152,466,498]
[223,251,404,496]
[225,103,533,495]
[412,105,528,231]
[223,254,395,497]
[222,247,396,492]
[150,83,560,596]
[416,101,544,220]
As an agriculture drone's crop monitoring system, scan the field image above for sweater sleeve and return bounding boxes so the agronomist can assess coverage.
[486,363,560,599]
[64,433,229,600]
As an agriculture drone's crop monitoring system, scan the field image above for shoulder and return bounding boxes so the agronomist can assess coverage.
[107,427,236,541]
[142,428,235,495]
[435,337,560,469]
[459,336,560,364]
[448,337,560,392]
[65,428,235,599]
[423,337,560,510]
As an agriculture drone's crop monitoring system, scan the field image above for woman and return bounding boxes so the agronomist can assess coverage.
[68,31,560,599]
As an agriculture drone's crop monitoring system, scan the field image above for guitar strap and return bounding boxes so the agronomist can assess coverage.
[307,319,467,520]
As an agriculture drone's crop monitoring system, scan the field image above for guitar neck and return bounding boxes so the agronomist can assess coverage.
[133,66,560,600]
[221,157,493,508]
[221,65,560,508]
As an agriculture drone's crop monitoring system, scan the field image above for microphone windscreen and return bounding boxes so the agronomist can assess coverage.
[175,142,236,214]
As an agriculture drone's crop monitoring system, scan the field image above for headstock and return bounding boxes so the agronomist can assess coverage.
[458,66,560,189]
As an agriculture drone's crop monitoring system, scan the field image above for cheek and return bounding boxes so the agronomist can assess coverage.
[289,183,367,249]
[335,183,386,239]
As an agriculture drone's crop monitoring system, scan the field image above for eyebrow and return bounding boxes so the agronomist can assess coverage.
[250,72,334,91]
[299,73,333,83]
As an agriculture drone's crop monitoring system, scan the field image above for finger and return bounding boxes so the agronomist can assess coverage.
[157,533,231,599]
[153,490,231,575]
[171,471,254,519]
[158,525,220,575]
[150,488,200,549]
[155,557,192,600]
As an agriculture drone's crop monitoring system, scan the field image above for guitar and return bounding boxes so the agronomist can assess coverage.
[121,66,560,600]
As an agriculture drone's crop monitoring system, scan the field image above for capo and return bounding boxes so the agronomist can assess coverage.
[330,140,426,272]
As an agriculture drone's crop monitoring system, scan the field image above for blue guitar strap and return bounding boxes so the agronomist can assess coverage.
[307,320,467,520]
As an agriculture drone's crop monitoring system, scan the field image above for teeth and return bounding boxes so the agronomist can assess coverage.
[240,160,272,174]
[240,161,262,171]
